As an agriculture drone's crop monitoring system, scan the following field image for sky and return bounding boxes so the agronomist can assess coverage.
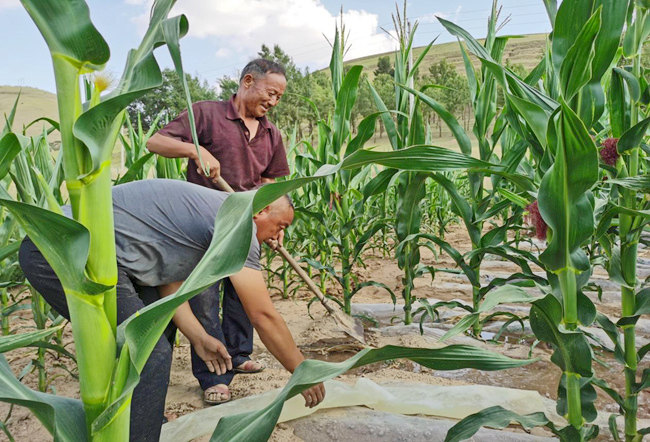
[0,0,552,93]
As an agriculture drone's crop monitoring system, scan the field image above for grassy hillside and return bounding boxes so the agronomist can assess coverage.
[0,86,59,142]
[344,33,547,77]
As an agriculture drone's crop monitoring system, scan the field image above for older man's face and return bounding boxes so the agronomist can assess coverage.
[241,72,286,119]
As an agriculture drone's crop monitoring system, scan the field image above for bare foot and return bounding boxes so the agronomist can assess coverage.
[204,384,231,405]
[234,360,265,374]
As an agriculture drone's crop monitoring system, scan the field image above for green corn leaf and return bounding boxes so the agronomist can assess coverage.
[0,241,20,262]
[634,368,650,393]
[367,81,400,150]
[74,1,183,174]
[551,0,594,75]
[559,8,601,100]
[0,133,22,182]
[399,85,472,155]
[607,175,650,192]
[497,188,529,208]
[332,65,363,155]
[345,112,381,157]
[529,295,593,377]
[596,313,625,365]
[0,355,87,442]
[439,313,479,341]
[212,345,535,442]
[478,285,541,313]
[444,405,550,442]
[608,67,631,138]
[617,115,650,153]
[0,200,109,295]
[591,377,625,408]
[0,325,63,353]
[556,373,598,422]
[635,287,650,315]
[506,94,551,150]
[612,67,641,102]
[429,173,479,246]
[438,17,557,112]
[591,0,629,81]
[400,233,479,287]
[538,102,598,273]
[19,0,109,71]
[115,152,155,185]
[341,145,494,172]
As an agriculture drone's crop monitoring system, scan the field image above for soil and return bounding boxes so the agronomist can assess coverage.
[1,224,649,441]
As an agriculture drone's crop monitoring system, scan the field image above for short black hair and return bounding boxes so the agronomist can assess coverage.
[240,58,286,82]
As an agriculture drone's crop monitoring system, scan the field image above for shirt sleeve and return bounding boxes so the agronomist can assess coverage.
[156,102,207,143]
[244,236,261,270]
[261,126,290,178]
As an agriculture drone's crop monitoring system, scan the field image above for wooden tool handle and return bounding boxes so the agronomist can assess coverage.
[275,245,335,314]
[213,175,334,313]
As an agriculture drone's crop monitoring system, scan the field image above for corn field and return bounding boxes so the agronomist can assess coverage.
[0,0,649,441]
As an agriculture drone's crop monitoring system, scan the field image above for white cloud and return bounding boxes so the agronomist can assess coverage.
[215,48,231,58]
[0,0,20,10]
[132,0,396,70]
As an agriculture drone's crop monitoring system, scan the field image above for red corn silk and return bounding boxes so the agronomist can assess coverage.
[600,137,619,166]
[525,200,548,240]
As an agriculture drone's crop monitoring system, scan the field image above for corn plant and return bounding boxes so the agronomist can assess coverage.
[440,0,650,440]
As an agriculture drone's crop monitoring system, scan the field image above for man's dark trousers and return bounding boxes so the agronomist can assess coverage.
[188,279,253,389]
[19,238,176,442]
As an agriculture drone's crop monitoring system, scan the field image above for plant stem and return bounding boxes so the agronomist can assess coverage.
[559,269,578,330]
[566,372,583,429]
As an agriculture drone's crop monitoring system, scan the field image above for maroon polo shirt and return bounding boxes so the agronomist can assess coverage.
[157,96,290,191]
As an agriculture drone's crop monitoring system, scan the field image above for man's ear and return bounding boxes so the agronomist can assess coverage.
[241,73,255,89]
[253,206,271,219]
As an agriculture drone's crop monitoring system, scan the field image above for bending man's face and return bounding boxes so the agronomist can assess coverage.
[253,198,294,243]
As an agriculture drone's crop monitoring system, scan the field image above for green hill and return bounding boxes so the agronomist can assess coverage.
[343,33,547,77]
[0,85,59,143]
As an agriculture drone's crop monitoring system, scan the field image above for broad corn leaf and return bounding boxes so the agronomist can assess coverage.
[212,345,535,442]
[538,101,598,273]
[0,355,87,442]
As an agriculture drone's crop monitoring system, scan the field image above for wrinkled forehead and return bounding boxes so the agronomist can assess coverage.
[255,72,286,89]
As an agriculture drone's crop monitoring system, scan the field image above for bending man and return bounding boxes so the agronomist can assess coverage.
[19,178,324,442]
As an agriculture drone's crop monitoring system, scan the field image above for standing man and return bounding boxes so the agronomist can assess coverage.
[146,58,290,405]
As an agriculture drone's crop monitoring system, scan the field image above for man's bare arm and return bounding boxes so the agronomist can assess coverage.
[147,133,221,181]
[229,267,325,407]
[158,282,232,374]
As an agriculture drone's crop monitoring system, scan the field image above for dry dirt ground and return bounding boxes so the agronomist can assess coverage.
[2,225,649,441]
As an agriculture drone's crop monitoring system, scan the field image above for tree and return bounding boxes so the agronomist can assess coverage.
[375,55,395,77]
[217,75,238,101]
[423,59,469,136]
[127,68,217,130]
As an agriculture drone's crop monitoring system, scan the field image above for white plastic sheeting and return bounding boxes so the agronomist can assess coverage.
[160,379,552,442]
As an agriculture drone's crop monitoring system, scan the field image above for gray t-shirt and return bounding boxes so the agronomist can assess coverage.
[66,179,261,286]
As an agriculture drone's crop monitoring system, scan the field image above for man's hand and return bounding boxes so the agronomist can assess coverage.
[195,146,221,183]
[193,334,233,375]
[265,230,284,250]
[301,383,325,408]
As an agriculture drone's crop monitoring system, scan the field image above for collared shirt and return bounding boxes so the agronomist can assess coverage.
[157,96,290,191]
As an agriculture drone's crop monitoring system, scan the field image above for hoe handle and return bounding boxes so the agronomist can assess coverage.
[213,175,334,313]
[275,245,336,315]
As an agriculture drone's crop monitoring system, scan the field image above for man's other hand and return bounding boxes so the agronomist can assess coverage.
[194,334,232,375]
[301,382,325,408]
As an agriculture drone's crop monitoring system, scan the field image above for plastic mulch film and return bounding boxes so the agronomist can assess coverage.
[160,379,550,442]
